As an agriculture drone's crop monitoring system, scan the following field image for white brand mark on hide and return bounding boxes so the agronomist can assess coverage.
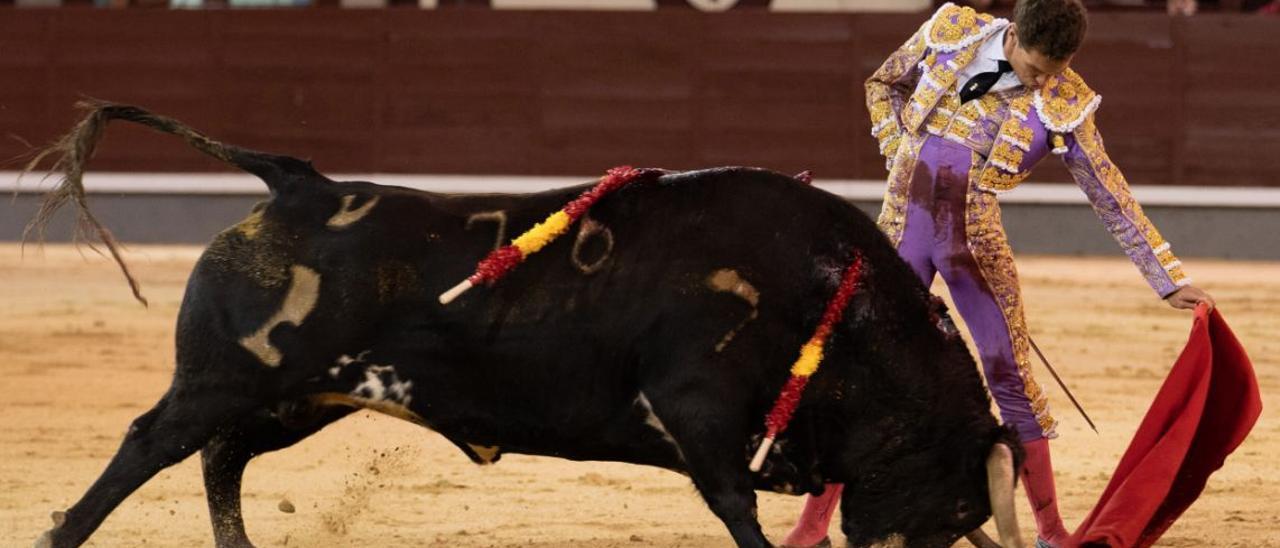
[239,265,321,367]
[327,194,381,229]
[466,211,509,251]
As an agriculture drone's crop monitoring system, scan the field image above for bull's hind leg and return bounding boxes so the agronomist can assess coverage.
[644,387,771,548]
[37,389,255,548]
[202,402,353,548]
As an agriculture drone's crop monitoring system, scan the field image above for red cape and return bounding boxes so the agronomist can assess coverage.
[1071,304,1262,547]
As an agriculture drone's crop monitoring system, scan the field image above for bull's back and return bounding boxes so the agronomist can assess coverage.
[475,167,898,344]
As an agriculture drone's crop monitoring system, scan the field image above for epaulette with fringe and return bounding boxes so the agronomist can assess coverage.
[924,2,1008,53]
[1034,68,1101,133]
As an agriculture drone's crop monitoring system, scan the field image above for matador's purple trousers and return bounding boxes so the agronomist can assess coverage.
[896,136,1045,442]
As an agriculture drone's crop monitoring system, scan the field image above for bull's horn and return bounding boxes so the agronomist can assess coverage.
[965,528,1001,548]
[987,442,1024,548]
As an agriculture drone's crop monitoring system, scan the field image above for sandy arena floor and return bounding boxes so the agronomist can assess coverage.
[0,244,1275,547]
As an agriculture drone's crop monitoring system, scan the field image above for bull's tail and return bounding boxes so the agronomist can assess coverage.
[20,100,325,306]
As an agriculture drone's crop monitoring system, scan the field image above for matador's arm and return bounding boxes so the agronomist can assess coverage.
[865,22,929,168]
[1063,114,1191,298]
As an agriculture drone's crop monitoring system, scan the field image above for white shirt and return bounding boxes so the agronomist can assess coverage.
[955,28,1023,96]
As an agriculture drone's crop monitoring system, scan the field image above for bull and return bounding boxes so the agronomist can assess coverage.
[27,102,1024,548]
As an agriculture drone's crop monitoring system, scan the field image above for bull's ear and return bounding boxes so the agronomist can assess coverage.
[965,528,1002,548]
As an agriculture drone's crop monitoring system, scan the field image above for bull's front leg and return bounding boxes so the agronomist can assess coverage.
[642,386,772,548]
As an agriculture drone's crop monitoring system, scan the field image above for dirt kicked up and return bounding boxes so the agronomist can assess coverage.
[0,244,1275,547]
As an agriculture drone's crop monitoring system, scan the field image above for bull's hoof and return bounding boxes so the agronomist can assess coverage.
[35,510,66,548]
[33,530,54,548]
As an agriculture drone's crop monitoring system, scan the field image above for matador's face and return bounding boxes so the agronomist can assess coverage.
[1004,23,1074,90]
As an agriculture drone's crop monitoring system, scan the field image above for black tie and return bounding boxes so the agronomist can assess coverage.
[959,60,1013,103]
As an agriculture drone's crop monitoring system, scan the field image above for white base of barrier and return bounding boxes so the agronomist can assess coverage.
[4,172,1279,208]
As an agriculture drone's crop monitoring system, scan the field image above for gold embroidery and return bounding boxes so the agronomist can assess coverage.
[925,94,953,135]
[877,133,928,247]
[951,120,974,141]
[976,93,1035,192]
[928,62,954,86]
[1057,81,1078,100]
[957,96,983,119]
[1071,114,1189,288]
[875,118,898,141]
[1050,133,1068,154]
[882,134,903,158]
[928,3,994,50]
[978,169,1030,193]
[964,188,1057,438]
[1036,68,1099,133]
[979,94,1001,113]
[866,19,929,161]
[1006,123,1033,147]
[903,43,983,133]
[913,86,941,110]
[1007,93,1034,122]
[990,141,1023,169]
[926,116,947,135]
[939,92,960,112]
[870,100,893,127]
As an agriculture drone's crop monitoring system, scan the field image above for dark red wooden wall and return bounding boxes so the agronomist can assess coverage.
[1,9,1276,186]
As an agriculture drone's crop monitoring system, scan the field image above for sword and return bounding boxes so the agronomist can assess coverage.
[1029,336,1099,434]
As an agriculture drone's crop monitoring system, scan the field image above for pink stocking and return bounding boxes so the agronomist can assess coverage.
[781,483,842,547]
[1021,438,1070,546]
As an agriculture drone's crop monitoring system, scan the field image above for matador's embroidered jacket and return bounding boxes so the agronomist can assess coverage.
[870,2,1191,297]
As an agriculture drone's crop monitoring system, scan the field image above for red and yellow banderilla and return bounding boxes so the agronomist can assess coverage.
[439,166,657,305]
[749,254,865,472]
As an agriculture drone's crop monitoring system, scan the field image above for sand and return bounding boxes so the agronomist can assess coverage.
[1,244,1276,547]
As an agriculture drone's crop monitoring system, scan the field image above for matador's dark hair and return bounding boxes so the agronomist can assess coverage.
[1013,0,1088,61]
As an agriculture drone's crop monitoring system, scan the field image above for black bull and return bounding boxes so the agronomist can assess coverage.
[28,103,1025,548]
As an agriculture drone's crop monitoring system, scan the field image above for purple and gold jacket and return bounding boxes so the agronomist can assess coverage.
[869,2,1190,297]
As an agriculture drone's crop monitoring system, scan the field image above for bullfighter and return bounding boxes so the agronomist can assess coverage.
[783,1,1216,547]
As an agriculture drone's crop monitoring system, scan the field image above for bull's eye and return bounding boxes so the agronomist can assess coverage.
[955,500,973,517]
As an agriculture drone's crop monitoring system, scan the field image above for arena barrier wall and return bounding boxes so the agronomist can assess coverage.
[0,10,1277,187]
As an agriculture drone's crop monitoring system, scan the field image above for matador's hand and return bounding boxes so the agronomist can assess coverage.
[1166,285,1215,311]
